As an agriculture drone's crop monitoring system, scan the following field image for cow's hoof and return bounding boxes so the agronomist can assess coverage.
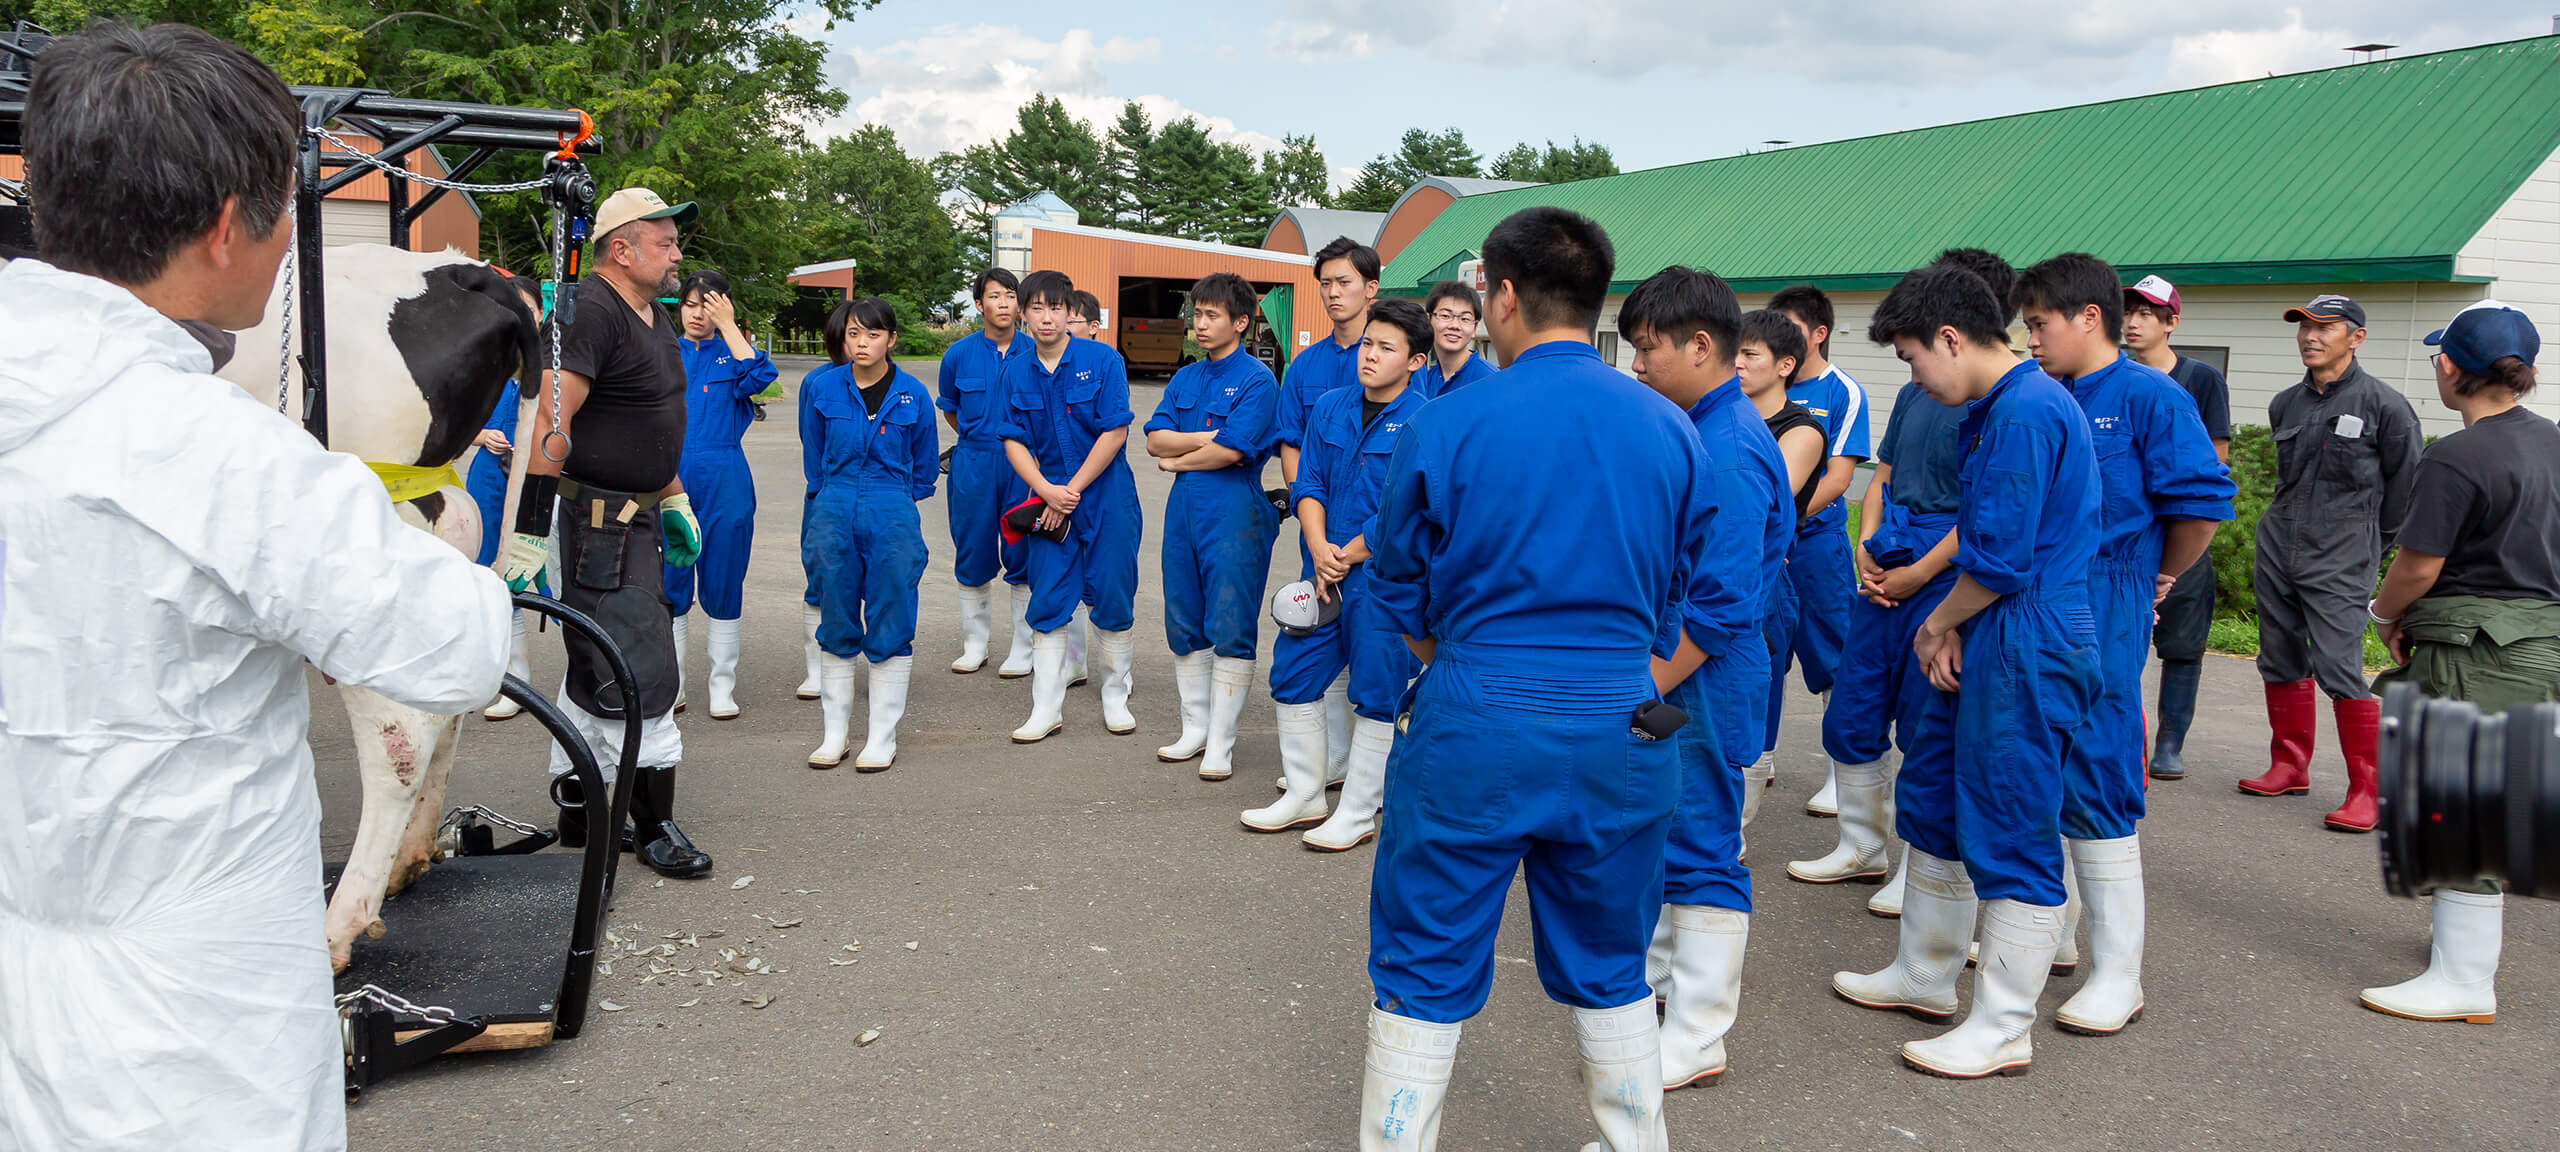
[364,918,387,941]
[386,858,430,896]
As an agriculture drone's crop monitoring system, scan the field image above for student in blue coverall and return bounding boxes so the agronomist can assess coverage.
[1792,249,2014,919]
[937,269,1036,678]
[2014,253,2232,1038]
[1416,280,1494,397]
[798,297,939,772]
[665,271,779,721]
[1143,273,1280,781]
[467,375,536,721]
[1259,299,1432,847]
[996,270,1142,743]
[1830,261,2102,1081]
[1277,236,1379,790]
[1616,267,1792,1093]
[1356,207,1708,1152]
[1764,284,1870,817]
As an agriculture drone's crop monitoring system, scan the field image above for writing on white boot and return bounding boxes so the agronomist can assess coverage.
[807,653,857,769]
[855,656,910,772]
[1358,1009,1459,1152]
[1304,715,1391,851]
[951,582,994,673]
[2054,835,2145,1034]
[2359,888,2502,1024]
[1244,701,1329,831]
[706,616,742,720]
[1156,651,1212,762]
[1011,631,1069,743]
[1573,999,1669,1152]
[1199,657,1253,781]
[1660,905,1747,1090]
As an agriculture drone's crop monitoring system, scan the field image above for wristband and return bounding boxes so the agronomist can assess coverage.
[513,473,560,537]
[2367,599,2398,626]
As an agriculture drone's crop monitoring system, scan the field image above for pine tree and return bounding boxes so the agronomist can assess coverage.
[1262,134,1333,208]
[1101,102,1154,229]
[1490,142,1542,181]
[1337,161,1405,212]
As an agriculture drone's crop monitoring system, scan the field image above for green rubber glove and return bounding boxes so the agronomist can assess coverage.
[660,492,703,567]
[502,532,550,592]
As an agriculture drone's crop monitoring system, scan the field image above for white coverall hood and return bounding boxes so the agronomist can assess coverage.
[0,259,514,1150]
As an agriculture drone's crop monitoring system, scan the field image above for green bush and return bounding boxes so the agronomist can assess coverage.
[2211,424,2274,610]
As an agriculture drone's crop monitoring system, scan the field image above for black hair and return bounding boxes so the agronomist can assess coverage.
[2013,252,2125,343]
[972,266,1020,302]
[1481,207,1614,333]
[1313,236,1382,283]
[824,296,900,364]
[1868,263,2011,348]
[678,269,731,303]
[1423,279,1482,319]
[823,300,852,365]
[1069,289,1101,324]
[1615,265,1741,362]
[1018,269,1074,309]
[1740,308,1807,375]
[2451,356,2538,399]
[26,21,297,283]
[1191,272,1259,323]
[1765,284,1836,357]
[1366,297,1433,358]
[1930,248,2017,325]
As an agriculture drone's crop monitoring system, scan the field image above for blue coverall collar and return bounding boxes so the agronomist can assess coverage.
[1506,340,1602,368]
[1686,376,1749,421]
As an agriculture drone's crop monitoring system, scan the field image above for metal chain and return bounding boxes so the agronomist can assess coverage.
[313,126,553,194]
[541,208,570,462]
[436,803,545,842]
[274,228,296,414]
[336,983,460,1025]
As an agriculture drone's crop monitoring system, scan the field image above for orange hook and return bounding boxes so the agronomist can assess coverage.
[555,109,594,158]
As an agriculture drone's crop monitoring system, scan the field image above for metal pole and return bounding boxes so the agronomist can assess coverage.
[297,102,331,445]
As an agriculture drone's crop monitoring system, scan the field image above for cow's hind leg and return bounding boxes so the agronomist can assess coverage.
[387,713,462,895]
[329,686,448,971]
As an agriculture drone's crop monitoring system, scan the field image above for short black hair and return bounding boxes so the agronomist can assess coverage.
[2013,252,2125,343]
[1423,280,1481,319]
[678,269,731,303]
[1765,284,1836,357]
[1069,289,1101,324]
[1366,297,1433,358]
[1931,248,2016,325]
[1313,236,1382,283]
[1868,263,2011,348]
[825,295,900,363]
[972,266,1020,302]
[1615,265,1741,362]
[1018,269,1074,309]
[27,21,297,283]
[1740,308,1807,374]
[1481,207,1614,333]
[1191,272,1259,323]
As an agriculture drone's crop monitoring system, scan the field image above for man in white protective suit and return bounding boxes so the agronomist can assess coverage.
[0,23,512,1151]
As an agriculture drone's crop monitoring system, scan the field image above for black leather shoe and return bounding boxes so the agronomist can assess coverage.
[637,820,714,877]
[630,765,714,878]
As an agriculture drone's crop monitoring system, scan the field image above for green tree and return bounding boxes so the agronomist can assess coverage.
[1099,101,1153,230]
[1134,116,1273,247]
[795,124,963,324]
[1336,160,1404,212]
[1489,142,1541,182]
[1490,137,1619,183]
[1261,133,1332,208]
[935,94,1108,246]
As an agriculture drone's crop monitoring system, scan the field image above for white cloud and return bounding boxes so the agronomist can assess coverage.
[2162,10,2356,88]
[1265,19,1374,64]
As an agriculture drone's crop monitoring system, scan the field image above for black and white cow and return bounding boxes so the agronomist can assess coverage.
[217,243,543,970]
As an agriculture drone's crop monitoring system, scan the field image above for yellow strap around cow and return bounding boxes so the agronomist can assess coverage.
[365,461,464,504]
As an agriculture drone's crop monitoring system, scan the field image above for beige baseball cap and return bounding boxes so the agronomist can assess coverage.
[594,186,698,239]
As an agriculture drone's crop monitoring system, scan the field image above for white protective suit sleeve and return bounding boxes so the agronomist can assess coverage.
[0,259,512,1152]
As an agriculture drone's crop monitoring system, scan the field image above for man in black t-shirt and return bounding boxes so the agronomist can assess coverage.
[2122,275,2229,780]
[502,186,714,879]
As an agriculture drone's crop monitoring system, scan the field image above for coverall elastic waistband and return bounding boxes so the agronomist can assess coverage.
[1424,640,1657,717]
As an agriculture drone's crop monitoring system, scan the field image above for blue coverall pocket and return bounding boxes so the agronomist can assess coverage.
[1409,700,1519,834]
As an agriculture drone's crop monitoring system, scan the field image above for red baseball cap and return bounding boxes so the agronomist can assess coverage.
[2123,274,2180,316]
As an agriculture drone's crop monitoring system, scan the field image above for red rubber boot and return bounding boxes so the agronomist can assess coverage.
[2326,697,2381,832]
[2239,679,2317,796]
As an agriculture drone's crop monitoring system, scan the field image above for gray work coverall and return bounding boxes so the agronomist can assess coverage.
[2252,360,2423,698]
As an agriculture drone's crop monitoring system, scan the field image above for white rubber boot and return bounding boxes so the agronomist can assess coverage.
[1303,716,1392,851]
[1804,692,1837,815]
[483,610,532,720]
[1832,849,1973,1022]
[1659,905,1747,1091]
[1646,908,1673,1001]
[998,585,1035,678]
[796,603,823,700]
[1323,674,1353,788]
[854,656,910,772]
[1573,999,1669,1152]
[1244,702,1330,830]
[1738,751,1775,827]
[806,653,857,768]
[1156,651,1213,762]
[1869,847,1909,918]
[670,613,690,713]
[2359,888,2502,1024]
[1786,758,1893,883]
[1097,628,1136,734]
[1972,852,2081,974]
[951,582,994,673]
[1902,898,2062,1079]
[1010,630,1069,743]
[1358,1009,1460,1152]
[706,616,742,720]
[1200,657,1253,781]
[2055,835,2145,1034]
[1067,608,1091,688]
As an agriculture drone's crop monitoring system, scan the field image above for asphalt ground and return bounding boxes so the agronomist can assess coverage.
[320,367,2560,1151]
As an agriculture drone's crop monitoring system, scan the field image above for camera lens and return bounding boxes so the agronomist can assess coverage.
[2377,683,2560,899]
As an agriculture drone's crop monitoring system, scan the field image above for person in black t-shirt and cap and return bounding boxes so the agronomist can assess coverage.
[501,186,715,879]
[2359,301,2559,1025]
[2121,274,2229,781]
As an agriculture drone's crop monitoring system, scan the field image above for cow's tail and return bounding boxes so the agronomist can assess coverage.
[454,261,548,390]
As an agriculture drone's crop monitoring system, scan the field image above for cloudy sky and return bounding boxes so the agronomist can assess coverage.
[812,3,2557,189]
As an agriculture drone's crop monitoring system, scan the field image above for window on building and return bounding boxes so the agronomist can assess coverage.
[2172,344,2229,375]
[1595,331,1621,368]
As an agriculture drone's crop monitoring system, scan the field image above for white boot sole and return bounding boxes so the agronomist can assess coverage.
[1011,723,1062,744]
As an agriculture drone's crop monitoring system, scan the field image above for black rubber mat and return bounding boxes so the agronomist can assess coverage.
[325,854,580,1027]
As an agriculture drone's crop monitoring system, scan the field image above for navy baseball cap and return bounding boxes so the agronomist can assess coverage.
[2425,300,2540,376]
[2283,294,2367,328]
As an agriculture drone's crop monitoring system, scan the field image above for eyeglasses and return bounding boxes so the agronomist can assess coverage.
[1431,310,1477,324]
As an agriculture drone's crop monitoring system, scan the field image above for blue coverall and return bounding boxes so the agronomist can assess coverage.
[468,378,522,567]
[1891,361,2103,907]
[800,363,938,661]
[992,337,1142,634]
[1366,340,1714,1024]
[1270,382,1428,719]
[937,329,1035,590]
[1145,349,1281,658]
[2058,354,2234,839]
[1415,350,1494,398]
[1821,383,1965,765]
[1278,334,1363,457]
[1778,366,1870,695]
[1662,379,1791,915]
[665,335,778,620]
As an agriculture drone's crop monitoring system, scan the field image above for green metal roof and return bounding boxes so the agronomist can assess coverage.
[1383,37,2560,295]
